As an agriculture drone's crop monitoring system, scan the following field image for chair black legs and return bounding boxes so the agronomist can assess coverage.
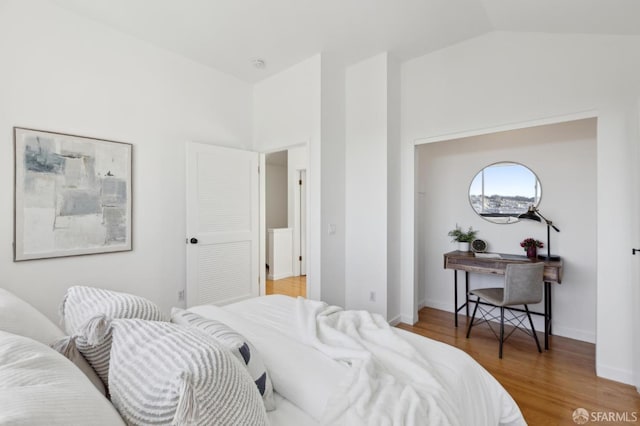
[499,307,504,359]
[466,297,480,338]
[467,300,542,358]
[525,304,542,353]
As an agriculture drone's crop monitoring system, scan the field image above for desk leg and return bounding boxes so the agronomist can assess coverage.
[465,272,469,317]
[548,282,553,336]
[454,271,458,327]
[544,281,550,350]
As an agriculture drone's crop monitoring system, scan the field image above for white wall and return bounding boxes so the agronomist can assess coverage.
[253,55,320,153]
[345,53,388,316]
[253,55,321,300]
[402,31,640,384]
[0,0,252,321]
[387,56,402,323]
[416,119,597,342]
[265,163,288,230]
[319,54,346,307]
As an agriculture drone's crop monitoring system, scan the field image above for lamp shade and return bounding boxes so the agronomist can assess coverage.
[518,207,542,222]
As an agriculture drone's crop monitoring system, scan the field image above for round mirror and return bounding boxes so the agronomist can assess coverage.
[469,162,541,224]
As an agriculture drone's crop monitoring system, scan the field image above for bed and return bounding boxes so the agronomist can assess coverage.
[191,295,525,426]
[0,287,525,425]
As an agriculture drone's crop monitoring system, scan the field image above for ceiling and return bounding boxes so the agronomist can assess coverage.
[54,0,640,83]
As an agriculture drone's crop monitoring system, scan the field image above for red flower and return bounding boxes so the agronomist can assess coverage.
[520,238,543,249]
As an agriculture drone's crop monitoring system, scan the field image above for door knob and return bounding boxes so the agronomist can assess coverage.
[633,248,640,255]
[190,238,198,244]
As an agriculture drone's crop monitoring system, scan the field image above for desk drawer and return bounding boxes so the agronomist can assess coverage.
[443,252,562,284]
[445,257,505,275]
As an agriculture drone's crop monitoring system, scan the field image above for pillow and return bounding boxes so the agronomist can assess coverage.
[0,330,124,425]
[107,319,269,426]
[50,335,107,396]
[189,304,349,421]
[171,308,276,411]
[0,288,105,395]
[60,285,167,335]
[0,288,64,345]
[60,286,167,388]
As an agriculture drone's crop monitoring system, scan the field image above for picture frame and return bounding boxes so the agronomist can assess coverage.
[14,127,133,261]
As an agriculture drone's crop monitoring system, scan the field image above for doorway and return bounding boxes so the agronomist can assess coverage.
[263,145,309,297]
[265,151,290,282]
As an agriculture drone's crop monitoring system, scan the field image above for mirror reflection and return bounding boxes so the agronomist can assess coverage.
[469,162,541,224]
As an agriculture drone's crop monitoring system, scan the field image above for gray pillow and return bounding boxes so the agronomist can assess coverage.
[171,308,276,411]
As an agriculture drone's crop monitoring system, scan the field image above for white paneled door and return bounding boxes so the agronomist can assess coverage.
[186,143,259,307]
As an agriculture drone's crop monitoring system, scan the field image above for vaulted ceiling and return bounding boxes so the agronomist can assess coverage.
[54,0,640,82]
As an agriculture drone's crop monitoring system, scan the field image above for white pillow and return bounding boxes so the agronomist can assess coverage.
[60,285,167,335]
[0,288,63,345]
[0,330,124,425]
[171,308,276,411]
[108,319,269,426]
[0,288,105,396]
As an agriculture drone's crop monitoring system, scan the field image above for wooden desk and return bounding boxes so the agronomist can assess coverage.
[443,251,563,350]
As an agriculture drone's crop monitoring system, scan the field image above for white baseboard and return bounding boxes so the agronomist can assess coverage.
[423,298,596,343]
[424,299,453,313]
[388,315,401,326]
[418,299,427,309]
[396,300,429,325]
[267,272,292,280]
[596,363,635,386]
[551,325,596,344]
[399,314,415,325]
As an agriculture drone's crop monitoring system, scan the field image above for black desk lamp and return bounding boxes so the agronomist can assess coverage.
[518,206,561,261]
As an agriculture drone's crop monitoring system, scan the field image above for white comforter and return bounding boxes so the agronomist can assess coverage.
[190,295,525,426]
[296,298,461,425]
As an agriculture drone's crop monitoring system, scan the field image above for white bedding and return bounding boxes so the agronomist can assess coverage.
[0,331,124,426]
[191,295,526,426]
[189,303,348,421]
[269,393,320,426]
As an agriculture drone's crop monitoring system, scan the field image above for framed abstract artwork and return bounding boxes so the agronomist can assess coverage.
[14,127,132,261]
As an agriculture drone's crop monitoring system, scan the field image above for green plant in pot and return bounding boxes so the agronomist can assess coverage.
[448,225,478,252]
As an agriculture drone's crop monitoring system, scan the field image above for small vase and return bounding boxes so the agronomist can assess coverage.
[526,246,537,259]
[458,242,470,252]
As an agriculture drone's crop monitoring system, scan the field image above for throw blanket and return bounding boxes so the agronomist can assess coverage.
[295,298,462,426]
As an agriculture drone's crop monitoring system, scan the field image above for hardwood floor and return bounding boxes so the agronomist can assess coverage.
[266,275,306,298]
[398,307,640,425]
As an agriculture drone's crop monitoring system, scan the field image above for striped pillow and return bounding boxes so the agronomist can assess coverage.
[73,315,115,387]
[60,286,167,335]
[171,308,276,411]
[108,319,269,426]
[60,286,167,387]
